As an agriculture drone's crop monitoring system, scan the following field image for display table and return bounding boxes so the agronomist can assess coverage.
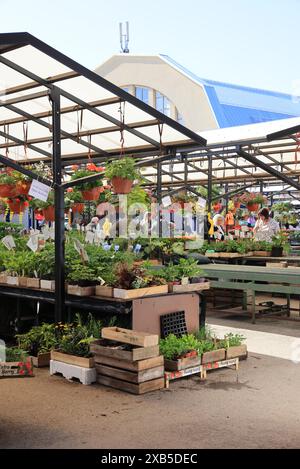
[202,264,300,323]
[0,284,207,334]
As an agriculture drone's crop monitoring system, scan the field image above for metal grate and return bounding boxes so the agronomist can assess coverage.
[160,310,187,338]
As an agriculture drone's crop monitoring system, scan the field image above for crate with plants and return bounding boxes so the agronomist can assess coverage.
[0,346,34,378]
[50,314,103,385]
[161,258,209,293]
[16,323,58,367]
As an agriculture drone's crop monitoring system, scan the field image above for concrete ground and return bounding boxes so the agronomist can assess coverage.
[1,352,300,449]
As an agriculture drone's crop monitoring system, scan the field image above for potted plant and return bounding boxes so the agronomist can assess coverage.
[66,261,98,296]
[6,195,30,214]
[71,163,104,201]
[222,333,247,360]
[159,334,201,371]
[50,314,103,385]
[65,188,85,214]
[16,323,57,367]
[271,231,290,257]
[0,170,15,197]
[36,244,55,290]
[109,262,168,299]
[238,192,266,212]
[105,157,140,194]
[1,347,33,378]
[162,259,208,292]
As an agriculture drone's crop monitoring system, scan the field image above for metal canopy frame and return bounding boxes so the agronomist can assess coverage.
[0,33,300,322]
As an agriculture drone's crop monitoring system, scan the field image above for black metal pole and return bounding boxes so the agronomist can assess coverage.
[157,161,162,238]
[51,88,65,323]
[207,155,213,213]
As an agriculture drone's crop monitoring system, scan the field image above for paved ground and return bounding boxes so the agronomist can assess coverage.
[1,352,300,449]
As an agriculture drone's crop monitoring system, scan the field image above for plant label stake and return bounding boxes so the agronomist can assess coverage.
[28,180,51,202]
[1,235,16,250]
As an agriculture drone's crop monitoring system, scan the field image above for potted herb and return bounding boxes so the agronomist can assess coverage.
[105,157,140,194]
[159,334,201,371]
[67,261,98,296]
[222,333,247,360]
[71,163,104,201]
[37,244,55,290]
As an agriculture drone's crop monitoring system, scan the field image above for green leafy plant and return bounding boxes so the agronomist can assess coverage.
[105,157,140,181]
[5,347,28,362]
[70,163,104,190]
[57,313,103,357]
[16,323,57,356]
[159,334,201,360]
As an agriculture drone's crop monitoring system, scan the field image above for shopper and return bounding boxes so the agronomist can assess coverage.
[253,207,279,242]
[213,214,225,241]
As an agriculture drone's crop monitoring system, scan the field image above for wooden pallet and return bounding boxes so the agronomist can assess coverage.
[164,358,239,388]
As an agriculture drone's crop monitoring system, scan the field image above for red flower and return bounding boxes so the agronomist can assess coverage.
[23,201,29,207]
[18,362,24,367]
[26,361,32,370]
[66,187,73,193]
[28,196,32,201]
[96,166,105,172]
[19,369,25,375]
[15,198,20,203]
[87,163,97,171]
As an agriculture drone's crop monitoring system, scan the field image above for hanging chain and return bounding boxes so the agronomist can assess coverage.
[294,132,300,170]
[158,123,164,155]
[23,121,28,159]
[119,101,126,157]
[4,124,9,158]
[77,108,84,143]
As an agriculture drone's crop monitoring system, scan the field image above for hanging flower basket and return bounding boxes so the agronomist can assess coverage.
[72,203,85,213]
[14,181,31,196]
[0,184,15,198]
[42,206,55,222]
[81,186,103,201]
[247,203,259,212]
[7,199,27,214]
[111,177,133,194]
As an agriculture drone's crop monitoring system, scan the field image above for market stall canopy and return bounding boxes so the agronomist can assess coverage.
[0,32,206,166]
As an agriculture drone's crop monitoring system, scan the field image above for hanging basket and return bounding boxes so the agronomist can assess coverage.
[81,186,103,201]
[7,200,26,214]
[0,184,15,198]
[111,177,133,194]
[42,206,55,222]
[72,203,85,213]
[247,203,259,212]
[14,181,31,196]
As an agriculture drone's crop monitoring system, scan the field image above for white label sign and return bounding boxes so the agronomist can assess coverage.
[197,197,206,208]
[1,235,16,250]
[27,235,39,253]
[29,180,51,202]
[162,196,172,207]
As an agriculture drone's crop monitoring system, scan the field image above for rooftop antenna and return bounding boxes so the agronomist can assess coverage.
[119,21,129,53]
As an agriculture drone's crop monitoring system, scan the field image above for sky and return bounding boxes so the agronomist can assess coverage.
[0,0,299,94]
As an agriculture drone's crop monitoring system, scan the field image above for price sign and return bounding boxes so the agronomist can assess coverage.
[28,180,51,202]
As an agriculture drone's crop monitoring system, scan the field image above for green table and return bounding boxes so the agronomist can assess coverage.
[202,264,300,323]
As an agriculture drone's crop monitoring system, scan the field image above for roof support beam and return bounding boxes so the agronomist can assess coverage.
[237,146,300,191]
[0,55,161,149]
[0,152,52,186]
[0,129,52,158]
[267,124,300,141]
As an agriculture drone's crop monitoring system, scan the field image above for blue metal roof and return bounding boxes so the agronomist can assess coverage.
[160,54,300,128]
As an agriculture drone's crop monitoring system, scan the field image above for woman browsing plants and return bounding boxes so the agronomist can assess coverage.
[253,208,279,243]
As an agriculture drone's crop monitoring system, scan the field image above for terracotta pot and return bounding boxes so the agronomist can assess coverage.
[72,203,85,213]
[42,206,55,221]
[0,184,15,197]
[14,181,31,196]
[7,200,26,213]
[247,203,259,212]
[111,177,133,194]
[81,186,103,201]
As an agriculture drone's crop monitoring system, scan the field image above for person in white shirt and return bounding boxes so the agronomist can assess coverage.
[213,214,225,241]
[253,208,279,242]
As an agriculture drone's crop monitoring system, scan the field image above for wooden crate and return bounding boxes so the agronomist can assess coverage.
[50,350,94,368]
[27,278,40,289]
[96,374,164,394]
[253,251,271,257]
[94,353,163,371]
[31,352,51,368]
[113,284,168,299]
[96,362,164,384]
[164,355,201,371]
[225,345,247,360]
[101,327,158,348]
[6,276,19,286]
[90,339,159,362]
[201,348,226,364]
[67,285,96,296]
[169,281,210,293]
[40,280,55,291]
[95,285,114,297]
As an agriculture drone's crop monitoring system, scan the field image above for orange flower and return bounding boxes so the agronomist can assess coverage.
[72,165,79,171]
[66,187,73,193]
